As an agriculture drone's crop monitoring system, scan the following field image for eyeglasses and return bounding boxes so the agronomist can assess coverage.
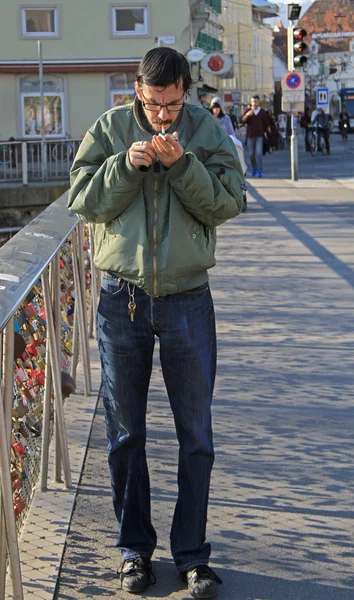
[141,91,185,113]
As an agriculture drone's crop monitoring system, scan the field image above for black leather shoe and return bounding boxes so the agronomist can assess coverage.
[118,556,155,594]
[181,565,222,599]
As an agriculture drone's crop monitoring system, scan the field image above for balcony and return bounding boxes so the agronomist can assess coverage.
[205,0,222,14]
[196,31,223,52]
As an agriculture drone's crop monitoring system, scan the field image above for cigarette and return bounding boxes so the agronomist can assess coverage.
[161,126,165,135]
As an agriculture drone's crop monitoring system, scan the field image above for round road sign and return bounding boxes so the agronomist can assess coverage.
[285,73,302,89]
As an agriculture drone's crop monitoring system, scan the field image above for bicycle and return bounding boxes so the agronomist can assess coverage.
[51,134,73,162]
[310,127,325,156]
[340,122,348,142]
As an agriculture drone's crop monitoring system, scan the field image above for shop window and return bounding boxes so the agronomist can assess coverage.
[20,5,59,37]
[111,4,150,37]
[20,75,65,137]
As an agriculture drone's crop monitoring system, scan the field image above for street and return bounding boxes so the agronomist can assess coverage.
[49,137,354,600]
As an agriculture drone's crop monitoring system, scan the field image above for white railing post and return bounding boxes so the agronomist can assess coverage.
[88,224,98,339]
[42,269,72,489]
[53,255,63,483]
[72,228,91,395]
[21,143,28,186]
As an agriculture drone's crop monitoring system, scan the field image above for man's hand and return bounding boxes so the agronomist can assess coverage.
[151,133,183,169]
[246,109,254,118]
[128,140,156,171]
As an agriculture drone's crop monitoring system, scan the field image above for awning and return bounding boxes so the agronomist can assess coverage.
[252,0,279,18]
[197,83,218,96]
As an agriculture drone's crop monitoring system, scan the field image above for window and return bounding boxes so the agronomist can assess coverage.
[111,4,150,37]
[109,72,136,108]
[20,75,65,137]
[20,5,59,38]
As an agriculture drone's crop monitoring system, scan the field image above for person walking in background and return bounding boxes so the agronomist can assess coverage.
[209,97,235,136]
[300,107,311,152]
[266,109,278,150]
[228,109,239,132]
[310,104,319,126]
[314,108,333,154]
[68,47,243,599]
[241,95,270,177]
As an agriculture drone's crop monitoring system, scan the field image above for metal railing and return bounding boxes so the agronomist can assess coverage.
[0,139,82,184]
[0,193,99,599]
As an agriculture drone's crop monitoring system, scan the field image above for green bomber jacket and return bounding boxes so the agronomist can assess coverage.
[68,100,244,297]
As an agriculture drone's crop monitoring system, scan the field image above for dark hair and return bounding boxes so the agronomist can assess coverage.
[252,95,260,101]
[210,103,225,118]
[136,47,193,93]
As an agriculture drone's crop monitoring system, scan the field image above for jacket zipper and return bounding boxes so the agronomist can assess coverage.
[153,168,160,297]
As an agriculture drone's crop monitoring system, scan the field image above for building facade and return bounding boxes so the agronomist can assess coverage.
[198,0,278,118]
[0,0,206,140]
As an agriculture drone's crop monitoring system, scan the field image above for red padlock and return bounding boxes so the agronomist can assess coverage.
[27,341,38,357]
[12,441,26,456]
[14,495,26,518]
[33,369,45,386]
[24,303,37,318]
[12,478,23,491]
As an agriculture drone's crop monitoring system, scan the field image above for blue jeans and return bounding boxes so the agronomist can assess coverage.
[97,272,216,571]
[248,136,263,171]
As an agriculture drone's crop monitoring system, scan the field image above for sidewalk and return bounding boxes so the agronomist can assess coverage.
[16,177,354,600]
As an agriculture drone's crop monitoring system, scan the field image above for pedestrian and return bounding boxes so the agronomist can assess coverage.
[241,95,271,177]
[310,103,319,126]
[68,46,243,599]
[228,108,239,132]
[314,108,333,154]
[209,97,235,136]
[266,109,278,151]
[300,107,311,151]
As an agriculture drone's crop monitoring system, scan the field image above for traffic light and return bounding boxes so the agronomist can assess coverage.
[287,26,308,71]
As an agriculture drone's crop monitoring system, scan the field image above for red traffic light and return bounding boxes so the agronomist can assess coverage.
[294,27,307,40]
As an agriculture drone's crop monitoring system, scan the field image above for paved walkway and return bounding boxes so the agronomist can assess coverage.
[50,176,354,600]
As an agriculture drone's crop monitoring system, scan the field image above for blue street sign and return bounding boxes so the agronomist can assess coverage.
[317,88,328,106]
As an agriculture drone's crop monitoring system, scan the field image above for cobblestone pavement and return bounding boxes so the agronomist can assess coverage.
[55,174,354,600]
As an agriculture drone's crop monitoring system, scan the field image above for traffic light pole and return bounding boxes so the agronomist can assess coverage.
[288,20,298,182]
[290,110,299,181]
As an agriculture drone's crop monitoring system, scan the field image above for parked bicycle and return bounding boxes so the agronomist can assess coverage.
[51,134,73,162]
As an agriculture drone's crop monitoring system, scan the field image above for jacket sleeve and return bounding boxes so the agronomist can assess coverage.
[67,128,147,223]
[167,135,244,227]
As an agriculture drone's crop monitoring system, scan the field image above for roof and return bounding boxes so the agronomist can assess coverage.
[299,0,354,54]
